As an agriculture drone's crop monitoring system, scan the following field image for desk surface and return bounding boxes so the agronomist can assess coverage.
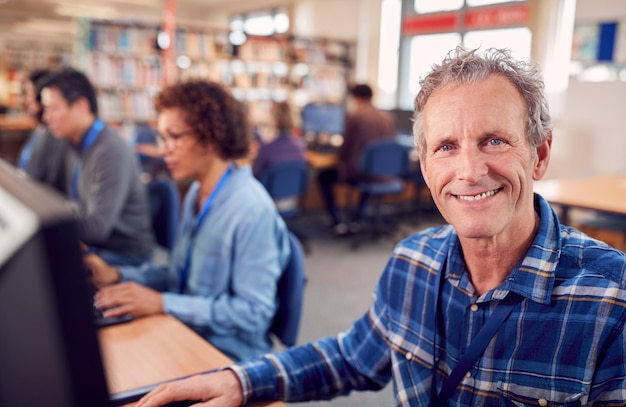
[99,314,284,407]
[534,175,626,216]
[305,149,338,169]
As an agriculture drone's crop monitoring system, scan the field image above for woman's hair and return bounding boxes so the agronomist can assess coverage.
[412,47,552,160]
[272,101,294,133]
[154,79,250,159]
[27,69,51,123]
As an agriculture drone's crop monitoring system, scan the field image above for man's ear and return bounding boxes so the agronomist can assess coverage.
[73,96,91,114]
[532,130,552,181]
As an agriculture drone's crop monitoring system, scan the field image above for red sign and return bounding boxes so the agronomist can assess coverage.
[402,3,529,36]
[402,12,458,35]
[466,4,529,30]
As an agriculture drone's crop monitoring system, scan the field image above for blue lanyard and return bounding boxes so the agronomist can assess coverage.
[70,119,105,201]
[178,163,234,293]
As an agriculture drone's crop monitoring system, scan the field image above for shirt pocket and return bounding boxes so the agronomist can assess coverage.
[187,238,230,292]
[497,383,587,406]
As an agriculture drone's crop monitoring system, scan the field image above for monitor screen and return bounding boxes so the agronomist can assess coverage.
[301,103,345,135]
[0,160,110,407]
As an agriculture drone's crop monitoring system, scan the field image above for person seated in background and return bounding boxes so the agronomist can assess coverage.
[136,47,626,407]
[85,79,291,362]
[318,83,396,236]
[17,69,68,192]
[40,68,154,266]
[253,100,307,213]
[252,100,306,179]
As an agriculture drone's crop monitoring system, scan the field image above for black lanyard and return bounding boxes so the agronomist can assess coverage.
[431,265,523,405]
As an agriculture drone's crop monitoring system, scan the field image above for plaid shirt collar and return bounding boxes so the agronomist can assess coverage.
[445,193,560,305]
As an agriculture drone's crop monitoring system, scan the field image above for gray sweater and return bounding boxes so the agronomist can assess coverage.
[65,124,154,258]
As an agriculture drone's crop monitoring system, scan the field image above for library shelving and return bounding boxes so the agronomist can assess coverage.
[77,19,355,136]
[0,45,72,112]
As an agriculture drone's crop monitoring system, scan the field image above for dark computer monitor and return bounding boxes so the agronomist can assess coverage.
[0,160,110,407]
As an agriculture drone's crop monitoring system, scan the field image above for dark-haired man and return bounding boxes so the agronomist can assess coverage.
[41,68,154,266]
[318,83,396,235]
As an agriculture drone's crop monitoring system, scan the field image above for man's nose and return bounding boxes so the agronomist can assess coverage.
[457,148,487,183]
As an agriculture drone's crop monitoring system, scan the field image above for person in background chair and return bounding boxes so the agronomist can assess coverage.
[85,79,291,362]
[17,69,68,192]
[252,100,306,179]
[253,100,307,216]
[137,47,626,407]
[40,68,154,266]
[318,83,396,236]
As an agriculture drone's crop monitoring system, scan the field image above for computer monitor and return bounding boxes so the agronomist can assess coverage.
[0,160,110,407]
[301,103,345,136]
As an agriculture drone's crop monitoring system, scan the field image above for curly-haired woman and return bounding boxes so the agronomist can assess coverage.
[85,79,291,362]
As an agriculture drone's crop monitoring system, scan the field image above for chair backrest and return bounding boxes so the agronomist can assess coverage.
[260,160,309,201]
[359,140,410,177]
[147,178,180,251]
[270,230,306,347]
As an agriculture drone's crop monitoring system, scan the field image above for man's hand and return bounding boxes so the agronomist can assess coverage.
[84,253,121,288]
[136,370,244,407]
[95,282,163,318]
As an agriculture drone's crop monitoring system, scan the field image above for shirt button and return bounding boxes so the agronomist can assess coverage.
[470,304,479,312]
[464,371,472,378]
[405,352,413,360]
[538,399,548,407]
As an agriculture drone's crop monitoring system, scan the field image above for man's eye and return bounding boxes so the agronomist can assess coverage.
[489,138,503,146]
[439,145,452,152]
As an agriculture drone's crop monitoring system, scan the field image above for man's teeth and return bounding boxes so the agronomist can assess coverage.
[457,189,497,201]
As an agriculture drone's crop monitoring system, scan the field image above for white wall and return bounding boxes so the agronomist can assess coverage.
[293,0,384,90]
[546,0,626,179]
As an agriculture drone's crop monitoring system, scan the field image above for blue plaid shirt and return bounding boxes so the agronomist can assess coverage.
[232,194,626,406]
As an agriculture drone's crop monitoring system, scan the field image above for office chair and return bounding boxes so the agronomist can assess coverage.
[270,230,306,347]
[351,140,410,249]
[147,178,181,252]
[259,160,311,253]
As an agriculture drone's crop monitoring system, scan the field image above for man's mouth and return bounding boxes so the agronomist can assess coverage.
[455,188,500,201]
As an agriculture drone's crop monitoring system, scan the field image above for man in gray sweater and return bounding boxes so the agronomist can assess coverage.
[40,68,154,266]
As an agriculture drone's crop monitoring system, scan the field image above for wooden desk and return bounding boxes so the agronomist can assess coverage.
[305,149,338,169]
[99,315,284,407]
[534,175,626,224]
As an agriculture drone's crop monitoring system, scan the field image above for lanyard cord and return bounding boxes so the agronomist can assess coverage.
[70,119,105,201]
[178,163,235,294]
[430,262,522,405]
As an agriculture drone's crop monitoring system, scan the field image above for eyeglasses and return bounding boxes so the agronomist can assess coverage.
[156,130,195,150]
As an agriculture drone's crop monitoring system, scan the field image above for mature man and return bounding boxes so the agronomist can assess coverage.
[41,68,154,266]
[138,48,626,406]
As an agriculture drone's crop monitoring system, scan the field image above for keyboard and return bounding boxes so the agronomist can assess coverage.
[88,284,133,328]
[108,369,219,406]
[93,306,133,328]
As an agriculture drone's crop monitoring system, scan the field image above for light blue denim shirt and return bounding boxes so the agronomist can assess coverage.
[119,165,290,361]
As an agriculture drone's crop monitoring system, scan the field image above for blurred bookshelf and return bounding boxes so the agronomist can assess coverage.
[0,44,72,112]
[75,19,355,132]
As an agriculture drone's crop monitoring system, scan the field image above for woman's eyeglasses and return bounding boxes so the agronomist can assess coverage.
[155,130,195,149]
